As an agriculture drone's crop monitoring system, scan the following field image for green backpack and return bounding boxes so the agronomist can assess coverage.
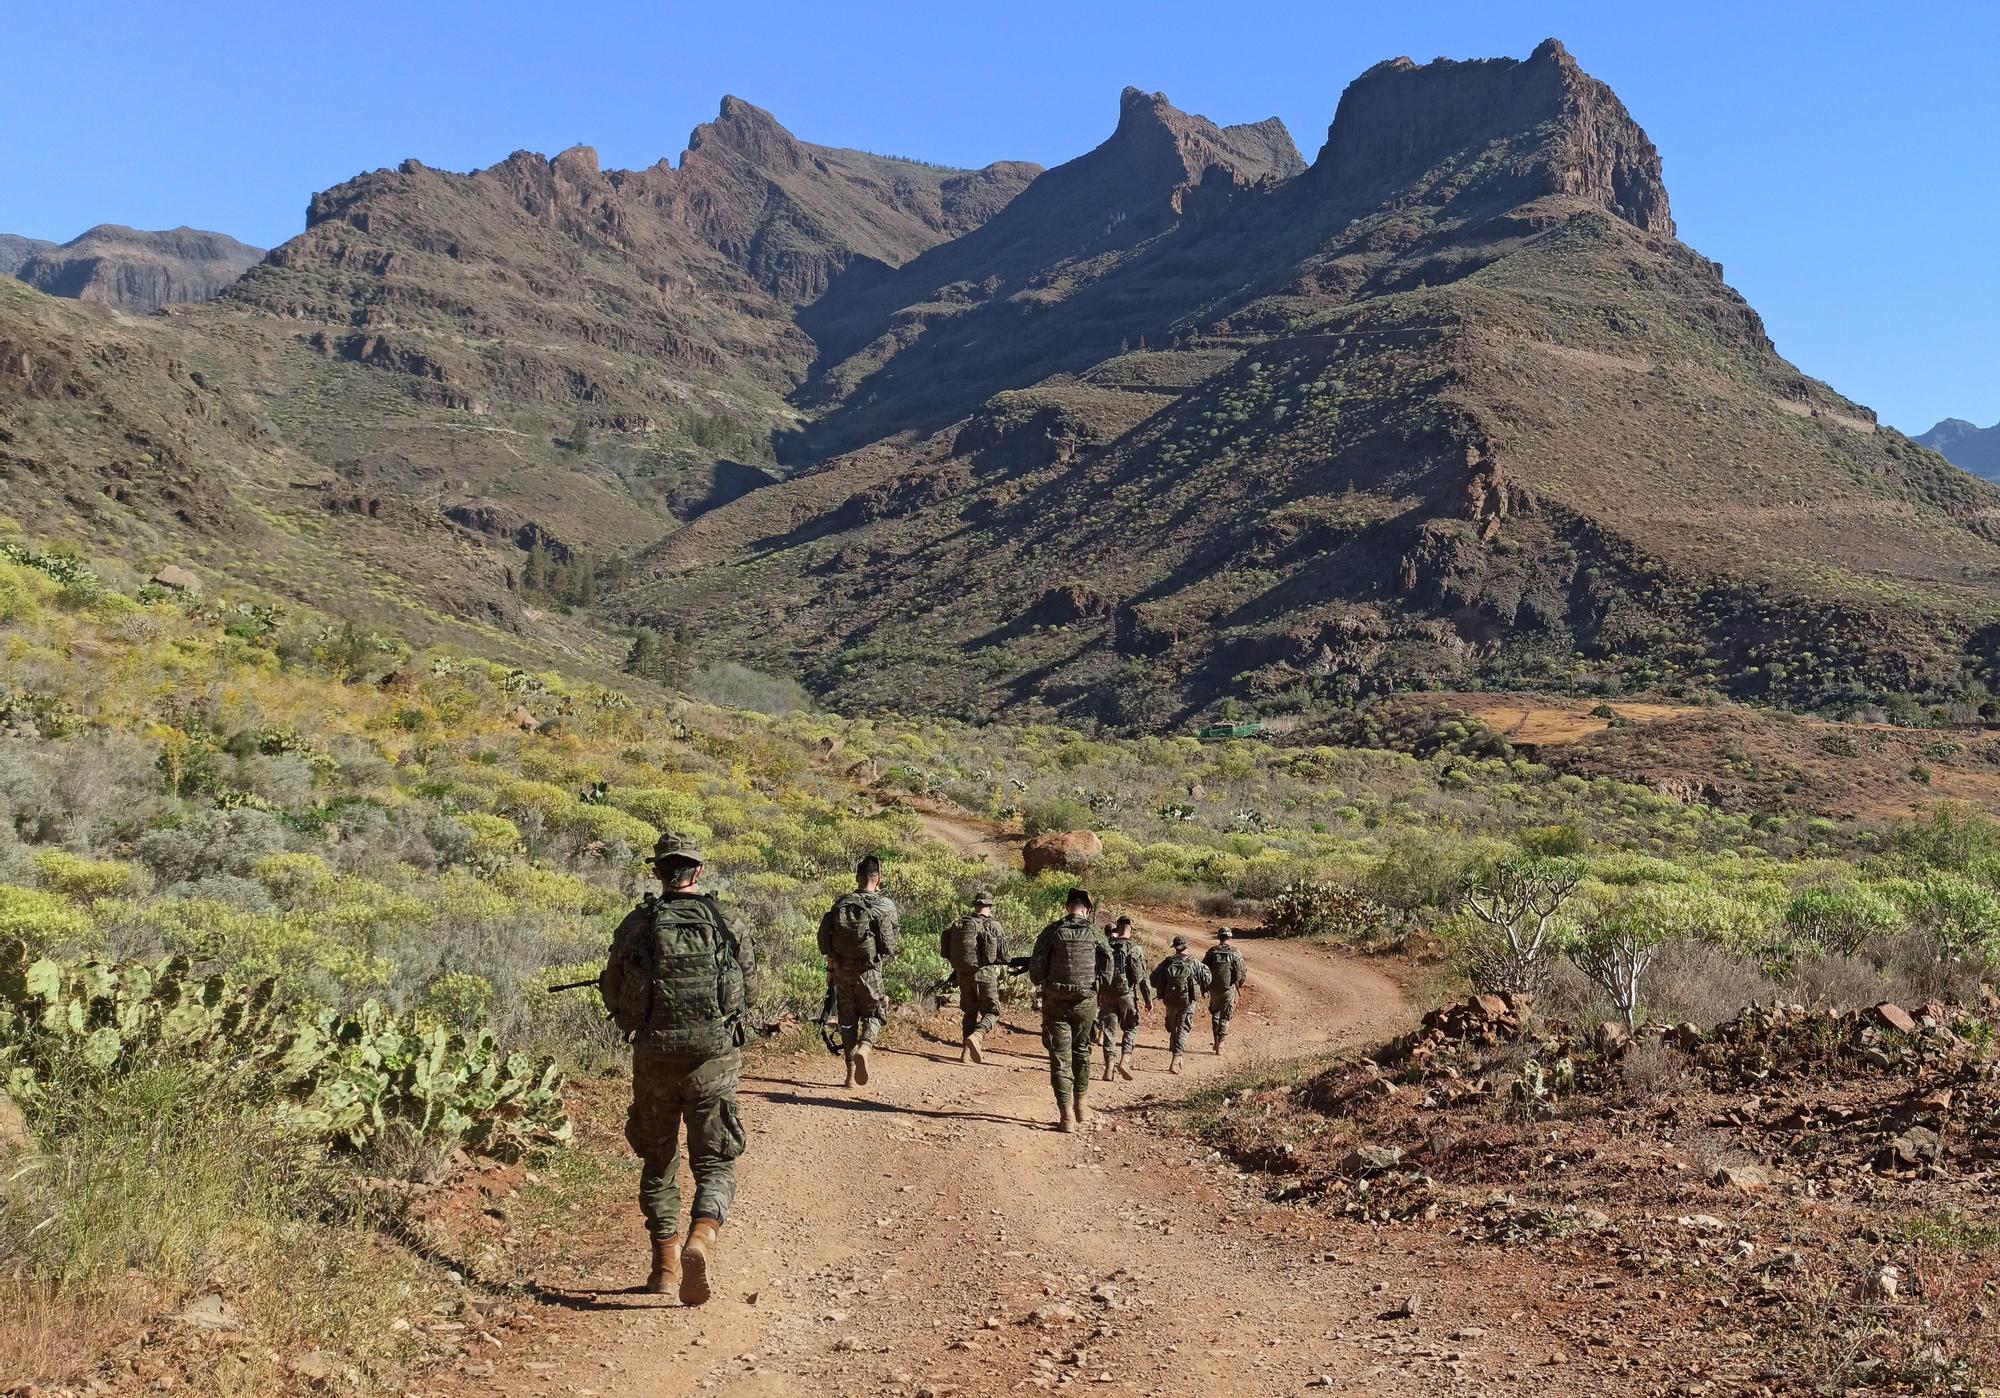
[600,894,744,1055]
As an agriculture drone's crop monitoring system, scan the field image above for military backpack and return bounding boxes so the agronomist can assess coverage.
[1043,917,1104,997]
[825,891,884,970]
[1156,954,1203,1002]
[598,892,745,1056]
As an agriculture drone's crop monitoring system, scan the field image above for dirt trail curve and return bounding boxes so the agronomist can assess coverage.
[436,812,1591,1396]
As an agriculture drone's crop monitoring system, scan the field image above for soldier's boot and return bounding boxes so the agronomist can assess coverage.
[959,1037,971,1066]
[678,1218,719,1307]
[852,1041,872,1086]
[643,1236,678,1295]
[966,1030,985,1065]
[1074,1092,1091,1129]
[1117,1049,1136,1081]
[1056,1096,1075,1133]
[842,1051,857,1088]
[1170,1051,1185,1075]
[1213,1027,1225,1055]
[1101,1046,1115,1082]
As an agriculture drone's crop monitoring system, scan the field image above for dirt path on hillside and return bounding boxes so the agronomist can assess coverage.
[435,812,1689,1396]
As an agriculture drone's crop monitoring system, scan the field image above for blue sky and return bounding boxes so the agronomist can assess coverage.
[4,1,1994,433]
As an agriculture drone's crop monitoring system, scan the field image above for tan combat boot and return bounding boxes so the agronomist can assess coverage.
[1074,1092,1091,1129]
[643,1236,677,1295]
[1101,1051,1115,1083]
[842,1051,857,1088]
[1056,1098,1075,1133]
[1170,1051,1185,1075]
[853,1041,872,1086]
[959,1038,971,1065]
[966,1030,984,1065]
[678,1218,720,1307]
[1117,1050,1135,1081]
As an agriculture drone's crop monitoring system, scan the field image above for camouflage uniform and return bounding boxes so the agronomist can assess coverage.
[1027,909,1112,1130]
[818,889,901,1052]
[941,908,1008,1042]
[600,889,754,1244]
[1097,931,1153,1079]
[1148,945,1211,1068]
[1202,939,1247,1052]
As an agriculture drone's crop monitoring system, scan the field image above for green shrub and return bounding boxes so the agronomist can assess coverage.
[0,886,92,950]
[31,852,141,901]
[1023,797,1092,836]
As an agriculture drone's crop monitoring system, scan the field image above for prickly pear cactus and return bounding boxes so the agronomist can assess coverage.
[0,940,569,1159]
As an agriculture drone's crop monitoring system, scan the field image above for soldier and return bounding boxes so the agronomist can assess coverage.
[941,889,1008,1064]
[596,832,752,1305]
[1148,935,1211,1074]
[1026,887,1112,1133]
[1203,926,1248,1055]
[1097,915,1152,1081]
[818,854,901,1087]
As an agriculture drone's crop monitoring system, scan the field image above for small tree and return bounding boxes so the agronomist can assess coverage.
[1460,854,1584,993]
[1573,889,1678,1033]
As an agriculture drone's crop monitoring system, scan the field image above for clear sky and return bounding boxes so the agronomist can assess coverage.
[4,0,1994,433]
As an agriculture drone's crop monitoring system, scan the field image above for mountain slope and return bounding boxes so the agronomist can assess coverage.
[0,233,55,279]
[616,40,2000,724]
[1918,417,2000,480]
[13,224,263,311]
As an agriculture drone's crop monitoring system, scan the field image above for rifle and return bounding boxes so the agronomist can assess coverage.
[546,979,598,994]
[817,983,841,1056]
[1004,955,1032,975]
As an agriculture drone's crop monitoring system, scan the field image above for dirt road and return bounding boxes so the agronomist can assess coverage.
[438,813,1650,1396]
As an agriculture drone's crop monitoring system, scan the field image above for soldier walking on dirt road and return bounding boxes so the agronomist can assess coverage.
[1098,915,1152,1081]
[1148,935,1211,1075]
[1026,888,1112,1133]
[818,855,901,1088]
[596,832,752,1305]
[1203,927,1247,1055]
[941,889,1008,1064]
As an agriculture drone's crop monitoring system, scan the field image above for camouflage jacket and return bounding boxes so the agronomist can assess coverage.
[818,889,901,974]
[600,891,755,1057]
[1203,944,1247,991]
[941,913,1007,974]
[1101,939,1153,1007]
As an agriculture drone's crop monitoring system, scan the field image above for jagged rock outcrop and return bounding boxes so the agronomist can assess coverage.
[1312,38,1672,235]
[14,225,263,312]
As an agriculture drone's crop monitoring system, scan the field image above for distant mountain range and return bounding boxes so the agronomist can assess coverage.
[2,40,1995,724]
[3,225,263,312]
[1917,418,2000,481]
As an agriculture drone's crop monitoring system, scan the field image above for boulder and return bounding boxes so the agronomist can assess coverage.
[1023,830,1103,876]
[509,706,540,733]
[1710,1163,1770,1192]
[151,564,203,592]
[1340,1144,1404,1176]
[1872,1002,1917,1035]
[1594,1021,1631,1055]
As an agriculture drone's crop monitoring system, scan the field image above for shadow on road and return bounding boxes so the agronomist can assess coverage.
[738,1080,1042,1129]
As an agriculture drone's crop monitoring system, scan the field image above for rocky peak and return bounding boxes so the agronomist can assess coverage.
[14,224,264,312]
[687,95,807,171]
[1313,37,1673,235]
[1106,87,1303,189]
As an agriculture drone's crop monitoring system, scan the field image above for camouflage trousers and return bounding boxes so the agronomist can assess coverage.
[1209,987,1238,1041]
[1161,998,1198,1054]
[1040,992,1098,1108]
[627,1046,746,1238]
[1096,992,1142,1058]
[830,966,889,1050]
[956,966,1003,1038]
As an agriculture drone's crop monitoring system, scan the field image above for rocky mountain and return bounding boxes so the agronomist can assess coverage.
[1918,417,2000,480]
[0,234,55,279]
[615,40,2000,723]
[2,42,1994,725]
[12,225,263,311]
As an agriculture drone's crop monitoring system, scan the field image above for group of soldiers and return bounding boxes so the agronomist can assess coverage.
[594,832,1249,1306]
